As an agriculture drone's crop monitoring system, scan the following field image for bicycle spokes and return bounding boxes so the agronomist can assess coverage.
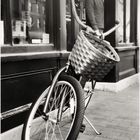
[28,81,77,140]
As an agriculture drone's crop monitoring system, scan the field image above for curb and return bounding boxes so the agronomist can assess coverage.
[85,73,139,92]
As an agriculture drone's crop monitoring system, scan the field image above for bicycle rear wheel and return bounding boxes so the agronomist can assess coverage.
[22,75,85,140]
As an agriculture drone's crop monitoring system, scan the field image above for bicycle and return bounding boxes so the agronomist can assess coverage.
[22,0,120,139]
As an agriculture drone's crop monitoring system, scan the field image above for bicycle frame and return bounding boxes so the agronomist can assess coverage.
[43,66,67,113]
[22,1,121,139]
[43,62,95,113]
[42,60,101,136]
[42,0,121,135]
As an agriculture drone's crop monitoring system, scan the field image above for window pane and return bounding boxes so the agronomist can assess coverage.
[66,0,86,51]
[66,0,72,50]
[11,0,52,45]
[126,0,130,43]
[117,0,131,44]
[117,0,124,43]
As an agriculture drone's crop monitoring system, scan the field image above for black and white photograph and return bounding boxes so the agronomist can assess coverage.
[0,0,139,139]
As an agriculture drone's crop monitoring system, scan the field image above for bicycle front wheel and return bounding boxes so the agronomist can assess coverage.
[22,75,85,140]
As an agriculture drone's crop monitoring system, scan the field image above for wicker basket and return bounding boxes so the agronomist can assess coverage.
[68,30,120,81]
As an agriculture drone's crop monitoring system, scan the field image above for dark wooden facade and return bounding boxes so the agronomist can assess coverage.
[1,0,139,133]
[1,52,68,132]
[1,0,68,132]
[103,0,139,82]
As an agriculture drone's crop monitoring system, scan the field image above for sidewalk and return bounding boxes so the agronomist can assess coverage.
[78,83,139,140]
[1,82,139,140]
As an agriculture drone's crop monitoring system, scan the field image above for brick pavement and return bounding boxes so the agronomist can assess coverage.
[78,83,139,140]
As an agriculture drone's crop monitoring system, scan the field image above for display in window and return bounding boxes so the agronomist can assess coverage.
[11,0,50,44]
[12,20,26,44]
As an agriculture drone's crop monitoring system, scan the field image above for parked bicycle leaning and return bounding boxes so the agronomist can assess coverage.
[22,0,120,140]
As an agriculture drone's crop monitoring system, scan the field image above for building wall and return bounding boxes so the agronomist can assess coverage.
[1,0,139,134]
[1,0,68,133]
[1,52,68,132]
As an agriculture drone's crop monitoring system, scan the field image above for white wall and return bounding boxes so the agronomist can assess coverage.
[0,21,4,45]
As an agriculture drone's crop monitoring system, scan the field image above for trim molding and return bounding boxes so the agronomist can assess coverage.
[1,50,70,62]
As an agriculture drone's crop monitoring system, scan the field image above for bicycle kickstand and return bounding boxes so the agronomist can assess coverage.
[84,80,101,135]
[84,115,101,135]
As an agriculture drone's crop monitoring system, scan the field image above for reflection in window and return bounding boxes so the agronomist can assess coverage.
[66,0,86,51]
[11,0,50,44]
[66,0,72,51]
[66,0,71,17]
[125,0,130,43]
[117,0,124,43]
[117,0,130,44]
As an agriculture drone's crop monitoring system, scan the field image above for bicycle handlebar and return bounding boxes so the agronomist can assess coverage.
[71,0,87,29]
[102,21,120,38]
[71,0,120,38]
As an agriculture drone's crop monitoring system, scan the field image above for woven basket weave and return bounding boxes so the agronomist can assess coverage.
[68,30,120,81]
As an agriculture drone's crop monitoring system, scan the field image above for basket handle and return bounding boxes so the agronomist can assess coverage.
[71,0,120,38]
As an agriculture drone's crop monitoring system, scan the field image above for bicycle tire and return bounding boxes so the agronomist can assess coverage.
[22,75,85,140]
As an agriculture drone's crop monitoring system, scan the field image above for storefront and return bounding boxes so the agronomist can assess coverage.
[1,0,139,133]
[103,0,139,82]
[1,0,69,132]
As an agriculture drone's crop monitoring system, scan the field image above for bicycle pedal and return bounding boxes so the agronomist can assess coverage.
[80,124,86,133]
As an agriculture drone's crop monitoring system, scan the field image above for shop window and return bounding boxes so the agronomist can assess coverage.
[66,0,72,50]
[66,0,86,51]
[117,0,129,43]
[1,0,53,45]
[76,0,86,22]
[116,0,137,45]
